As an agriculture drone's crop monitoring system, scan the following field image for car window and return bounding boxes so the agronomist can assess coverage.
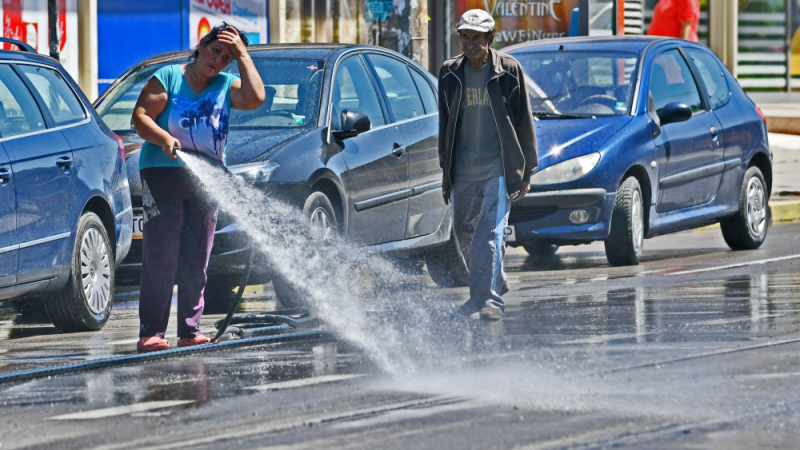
[686,48,730,110]
[16,65,86,126]
[410,68,437,115]
[514,50,639,116]
[649,49,703,114]
[366,54,425,122]
[331,56,385,130]
[0,65,46,138]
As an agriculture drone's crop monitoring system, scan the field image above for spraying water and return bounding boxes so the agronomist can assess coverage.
[179,152,473,376]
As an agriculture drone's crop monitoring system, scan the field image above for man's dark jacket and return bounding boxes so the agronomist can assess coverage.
[438,48,538,196]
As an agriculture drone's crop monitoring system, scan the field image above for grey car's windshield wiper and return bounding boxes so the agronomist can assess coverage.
[532,112,595,119]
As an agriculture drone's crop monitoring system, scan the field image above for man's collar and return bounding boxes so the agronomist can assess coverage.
[452,48,504,76]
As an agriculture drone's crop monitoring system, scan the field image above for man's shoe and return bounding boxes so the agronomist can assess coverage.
[177,334,213,348]
[137,336,170,353]
[479,306,503,321]
[457,301,480,318]
[499,281,510,296]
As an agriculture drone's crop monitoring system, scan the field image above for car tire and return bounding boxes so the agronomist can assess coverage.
[425,233,470,288]
[203,276,239,314]
[522,243,559,257]
[272,191,338,308]
[46,212,114,332]
[720,166,769,250]
[605,176,644,266]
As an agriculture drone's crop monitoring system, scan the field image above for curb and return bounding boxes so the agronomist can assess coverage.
[769,199,800,222]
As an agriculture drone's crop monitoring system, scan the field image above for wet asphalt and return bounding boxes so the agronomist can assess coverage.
[4,223,800,448]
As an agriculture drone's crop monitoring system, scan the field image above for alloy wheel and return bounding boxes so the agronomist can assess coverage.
[309,207,334,240]
[746,176,767,238]
[80,228,111,314]
[631,189,644,254]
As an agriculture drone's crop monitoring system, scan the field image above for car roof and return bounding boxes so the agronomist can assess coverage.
[0,48,64,66]
[134,43,370,67]
[503,36,674,54]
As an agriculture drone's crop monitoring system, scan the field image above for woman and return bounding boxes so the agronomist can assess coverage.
[132,23,265,352]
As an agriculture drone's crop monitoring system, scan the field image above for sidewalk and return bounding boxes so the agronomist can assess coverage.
[766,132,800,221]
[758,103,800,136]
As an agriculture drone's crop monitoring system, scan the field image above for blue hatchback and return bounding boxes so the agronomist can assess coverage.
[503,37,771,265]
[0,39,132,331]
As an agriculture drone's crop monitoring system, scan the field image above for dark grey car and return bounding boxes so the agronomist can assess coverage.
[94,44,469,309]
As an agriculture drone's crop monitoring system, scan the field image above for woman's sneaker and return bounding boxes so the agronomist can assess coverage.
[177,334,213,348]
[137,336,170,352]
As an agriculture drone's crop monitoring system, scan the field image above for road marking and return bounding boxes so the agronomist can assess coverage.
[739,372,800,380]
[559,332,655,345]
[691,313,787,327]
[50,401,195,420]
[245,374,366,391]
[667,254,800,275]
[639,266,688,275]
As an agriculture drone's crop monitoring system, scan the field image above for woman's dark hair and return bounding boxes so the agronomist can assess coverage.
[192,22,249,60]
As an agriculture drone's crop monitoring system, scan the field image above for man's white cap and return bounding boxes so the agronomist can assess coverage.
[456,9,496,34]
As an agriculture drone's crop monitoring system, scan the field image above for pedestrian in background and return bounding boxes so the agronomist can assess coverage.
[131,23,265,352]
[646,0,700,42]
[438,9,538,321]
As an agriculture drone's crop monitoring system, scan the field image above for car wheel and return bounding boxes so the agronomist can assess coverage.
[46,212,113,332]
[522,242,559,257]
[273,191,339,308]
[425,233,470,288]
[203,276,239,314]
[605,176,644,266]
[720,166,769,250]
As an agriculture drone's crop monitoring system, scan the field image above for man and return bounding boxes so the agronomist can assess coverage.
[646,0,700,42]
[438,9,538,320]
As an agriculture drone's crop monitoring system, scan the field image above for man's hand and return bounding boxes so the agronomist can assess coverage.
[511,181,530,201]
[443,190,451,205]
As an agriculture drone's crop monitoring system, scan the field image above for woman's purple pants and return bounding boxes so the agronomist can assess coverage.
[138,167,217,339]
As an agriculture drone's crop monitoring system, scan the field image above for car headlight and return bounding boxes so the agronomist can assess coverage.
[229,161,279,184]
[530,153,601,186]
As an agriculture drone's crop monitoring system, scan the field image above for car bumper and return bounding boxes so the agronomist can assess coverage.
[509,188,615,244]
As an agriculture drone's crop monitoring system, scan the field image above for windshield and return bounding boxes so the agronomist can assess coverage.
[96,58,325,133]
[513,51,639,117]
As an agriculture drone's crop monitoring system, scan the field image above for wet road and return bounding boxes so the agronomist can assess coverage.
[4,223,800,448]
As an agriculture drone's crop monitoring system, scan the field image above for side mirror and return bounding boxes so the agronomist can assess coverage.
[332,110,371,141]
[656,102,693,126]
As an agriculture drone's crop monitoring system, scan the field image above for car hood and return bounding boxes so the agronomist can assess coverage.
[534,116,633,169]
[224,128,308,166]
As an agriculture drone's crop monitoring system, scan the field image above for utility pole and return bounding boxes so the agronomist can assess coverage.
[48,0,59,60]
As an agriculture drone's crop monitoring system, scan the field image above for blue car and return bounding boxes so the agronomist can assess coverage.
[502,36,771,265]
[0,39,132,331]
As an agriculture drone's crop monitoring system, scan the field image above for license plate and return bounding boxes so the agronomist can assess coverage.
[505,224,516,243]
[132,214,143,239]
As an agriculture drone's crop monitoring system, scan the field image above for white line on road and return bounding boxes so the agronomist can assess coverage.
[50,401,195,420]
[559,332,656,345]
[245,374,366,391]
[667,254,800,276]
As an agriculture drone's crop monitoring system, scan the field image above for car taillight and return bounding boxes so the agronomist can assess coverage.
[113,132,125,163]
[755,105,767,125]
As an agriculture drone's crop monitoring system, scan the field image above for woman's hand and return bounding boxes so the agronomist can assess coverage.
[161,136,181,159]
[217,27,247,58]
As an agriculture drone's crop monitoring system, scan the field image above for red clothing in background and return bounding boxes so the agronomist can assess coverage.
[646,0,700,42]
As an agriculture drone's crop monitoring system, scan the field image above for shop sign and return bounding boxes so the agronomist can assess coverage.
[190,0,267,47]
[0,0,78,78]
[365,0,393,22]
[456,0,580,49]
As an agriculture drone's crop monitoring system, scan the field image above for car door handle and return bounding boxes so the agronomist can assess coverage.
[56,156,73,167]
[709,126,718,138]
[0,168,10,186]
[392,143,406,158]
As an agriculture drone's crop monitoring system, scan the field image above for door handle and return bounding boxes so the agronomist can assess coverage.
[392,143,406,158]
[0,168,10,186]
[709,126,718,138]
[56,156,73,172]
